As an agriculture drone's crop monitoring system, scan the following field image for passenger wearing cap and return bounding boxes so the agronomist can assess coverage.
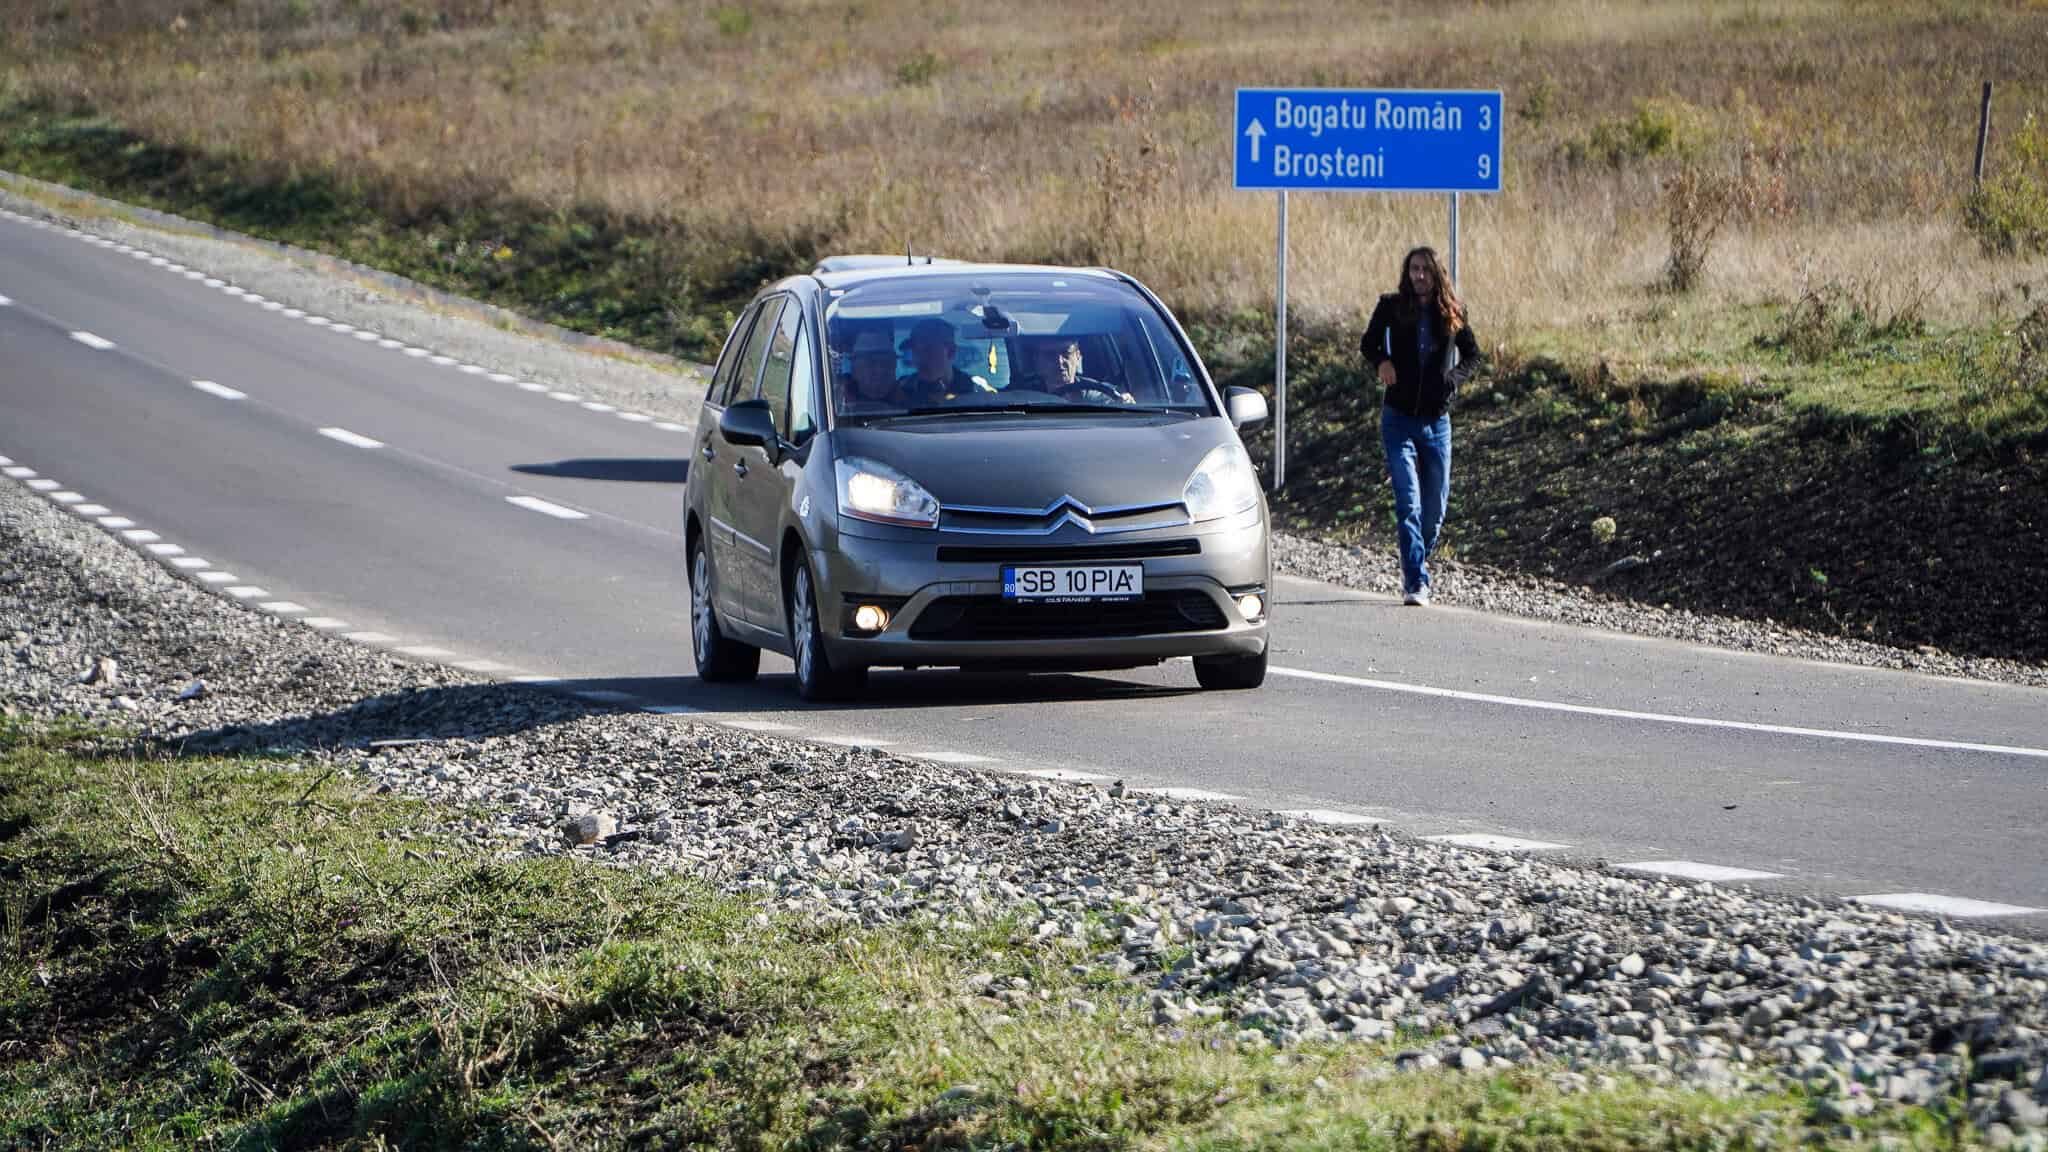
[836,327,907,411]
[1019,335,1134,404]
[897,318,989,404]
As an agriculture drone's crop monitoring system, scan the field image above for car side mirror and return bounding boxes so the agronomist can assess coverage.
[719,398,779,456]
[1226,387,1270,431]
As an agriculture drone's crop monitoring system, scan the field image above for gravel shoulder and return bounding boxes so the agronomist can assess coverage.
[7,467,2048,1141]
[8,177,2043,693]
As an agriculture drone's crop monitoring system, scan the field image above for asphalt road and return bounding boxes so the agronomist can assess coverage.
[4,210,2045,924]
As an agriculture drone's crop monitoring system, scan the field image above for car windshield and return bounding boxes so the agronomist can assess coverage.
[823,272,1211,422]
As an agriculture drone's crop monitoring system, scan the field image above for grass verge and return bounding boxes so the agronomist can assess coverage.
[0,718,1977,1149]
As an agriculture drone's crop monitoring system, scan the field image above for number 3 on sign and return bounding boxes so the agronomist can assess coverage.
[1480,105,1492,130]
[1478,154,1492,180]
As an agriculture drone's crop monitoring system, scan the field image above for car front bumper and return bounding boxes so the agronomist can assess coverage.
[815,509,1269,669]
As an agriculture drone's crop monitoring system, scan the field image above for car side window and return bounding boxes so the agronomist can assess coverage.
[726,296,785,406]
[757,299,801,436]
[787,312,820,443]
[707,304,757,408]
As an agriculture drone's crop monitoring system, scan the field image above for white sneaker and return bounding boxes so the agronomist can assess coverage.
[1404,586,1432,607]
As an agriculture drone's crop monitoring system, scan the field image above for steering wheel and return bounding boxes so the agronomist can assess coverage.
[1060,381,1129,405]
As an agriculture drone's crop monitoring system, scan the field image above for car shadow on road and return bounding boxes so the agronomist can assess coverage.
[151,667,1196,757]
[511,458,690,484]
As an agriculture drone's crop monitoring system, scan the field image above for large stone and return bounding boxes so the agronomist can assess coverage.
[560,812,618,846]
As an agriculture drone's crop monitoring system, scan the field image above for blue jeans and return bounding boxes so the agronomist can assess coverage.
[1380,405,1452,595]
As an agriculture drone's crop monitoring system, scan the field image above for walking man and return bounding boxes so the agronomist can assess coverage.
[1361,246,1482,606]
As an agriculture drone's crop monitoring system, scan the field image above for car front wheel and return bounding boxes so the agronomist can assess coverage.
[691,542,760,683]
[1193,647,1266,690]
[789,554,866,701]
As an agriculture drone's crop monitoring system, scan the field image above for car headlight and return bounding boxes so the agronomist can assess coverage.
[1182,443,1260,522]
[835,456,941,528]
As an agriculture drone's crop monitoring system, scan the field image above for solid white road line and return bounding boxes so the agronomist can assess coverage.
[721,720,796,732]
[191,380,246,400]
[1852,893,2044,918]
[1269,666,2048,760]
[68,330,116,350]
[810,735,897,748]
[318,427,384,449]
[1281,808,1385,826]
[455,659,514,673]
[1424,833,1570,852]
[1141,786,1244,802]
[921,751,1000,765]
[1019,766,1105,779]
[505,495,587,520]
[1619,860,1784,883]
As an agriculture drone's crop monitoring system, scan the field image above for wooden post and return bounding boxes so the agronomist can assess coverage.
[1974,81,1993,187]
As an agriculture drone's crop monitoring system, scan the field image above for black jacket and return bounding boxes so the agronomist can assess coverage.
[1361,293,1482,422]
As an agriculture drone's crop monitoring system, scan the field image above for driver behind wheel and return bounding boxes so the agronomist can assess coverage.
[1021,336,1133,404]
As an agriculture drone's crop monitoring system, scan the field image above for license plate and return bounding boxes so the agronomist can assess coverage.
[1002,563,1143,603]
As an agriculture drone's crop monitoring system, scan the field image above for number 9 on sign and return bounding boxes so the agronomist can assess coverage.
[1478,154,1492,180]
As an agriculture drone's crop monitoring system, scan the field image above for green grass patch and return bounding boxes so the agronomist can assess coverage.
[0,718,1979,1149]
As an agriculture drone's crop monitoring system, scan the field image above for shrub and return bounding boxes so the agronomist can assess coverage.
[1591,516,1618,544]
[895,51,942,87]
[1766,280,1928,363]
[1519,77,1557,125]
[1965,112,2048,256]
[1576,99,1687,167]
[711,5,752,38]
[1661,161,1737,293]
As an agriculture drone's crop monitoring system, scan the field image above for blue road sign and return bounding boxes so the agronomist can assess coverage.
[1234,88,1503,193]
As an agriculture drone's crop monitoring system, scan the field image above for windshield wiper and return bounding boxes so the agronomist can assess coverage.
[873,403,1195,421]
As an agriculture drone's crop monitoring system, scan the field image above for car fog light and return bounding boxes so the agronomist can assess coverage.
[1237,594,1265,621]
[853,604,890,632]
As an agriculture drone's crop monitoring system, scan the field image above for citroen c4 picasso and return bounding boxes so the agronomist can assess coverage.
[683,263,1272,700]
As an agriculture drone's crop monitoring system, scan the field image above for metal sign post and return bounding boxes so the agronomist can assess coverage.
[1274,190,1289,489]
[1234,87,1503,491]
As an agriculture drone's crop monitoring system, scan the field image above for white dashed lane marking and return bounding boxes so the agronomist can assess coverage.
[0,294,11,306]
[196,571,238,584]
[454,659,515,673]
[260,601,308,615]
[1620,861,1784,883]
[1020,766,1104,780]
[191,380,246,400]
[1141,786,1244,802]
[145,542,184,555]
[120,529,161,543]
[1282,808,1384,826]
[26,479,59,491]
[505,495,587,520]
[170,557,211,569]
[721,719,795,732]
[318,427,385,449]
[2,466,36,479]
[1852,893,2044,918]
[96,515,136,529]
[1424,833,1570,852]
[345,631,398,644]
[50,493,84,504]
[224,586,269,599]
[71,503,111,516]
[397,645,455,659]
[68,330,116,350]
[1270,666,2048,760]
[810,735,897,748]
[646,704,702,716]
[920,751,999,765]
[300,617,350,630]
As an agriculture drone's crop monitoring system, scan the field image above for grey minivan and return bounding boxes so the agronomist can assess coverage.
[684,264,1271,700]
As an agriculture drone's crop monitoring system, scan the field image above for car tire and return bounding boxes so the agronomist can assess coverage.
[788,553,866,701]
[1193,647,1266,691]
[690,541,760,683]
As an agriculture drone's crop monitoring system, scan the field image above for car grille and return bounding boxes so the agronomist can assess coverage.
[934,539,1200,565]
[908,591,1228,642]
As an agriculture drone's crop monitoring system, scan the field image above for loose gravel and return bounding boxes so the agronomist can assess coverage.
[8,182,2042,694]
[6,476,2048,1141]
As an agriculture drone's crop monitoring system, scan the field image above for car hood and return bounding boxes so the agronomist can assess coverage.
[833,416,1240,511]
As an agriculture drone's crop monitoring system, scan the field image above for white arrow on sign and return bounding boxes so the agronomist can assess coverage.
[1245,117,1265,163]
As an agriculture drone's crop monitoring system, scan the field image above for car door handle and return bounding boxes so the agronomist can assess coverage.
[701,442,716,461]
[733,460,749,479]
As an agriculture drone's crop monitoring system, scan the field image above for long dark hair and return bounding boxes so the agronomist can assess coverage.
[1396,246,1465,335]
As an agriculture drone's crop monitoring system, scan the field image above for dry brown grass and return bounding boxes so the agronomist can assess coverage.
[5,0,2048,334]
